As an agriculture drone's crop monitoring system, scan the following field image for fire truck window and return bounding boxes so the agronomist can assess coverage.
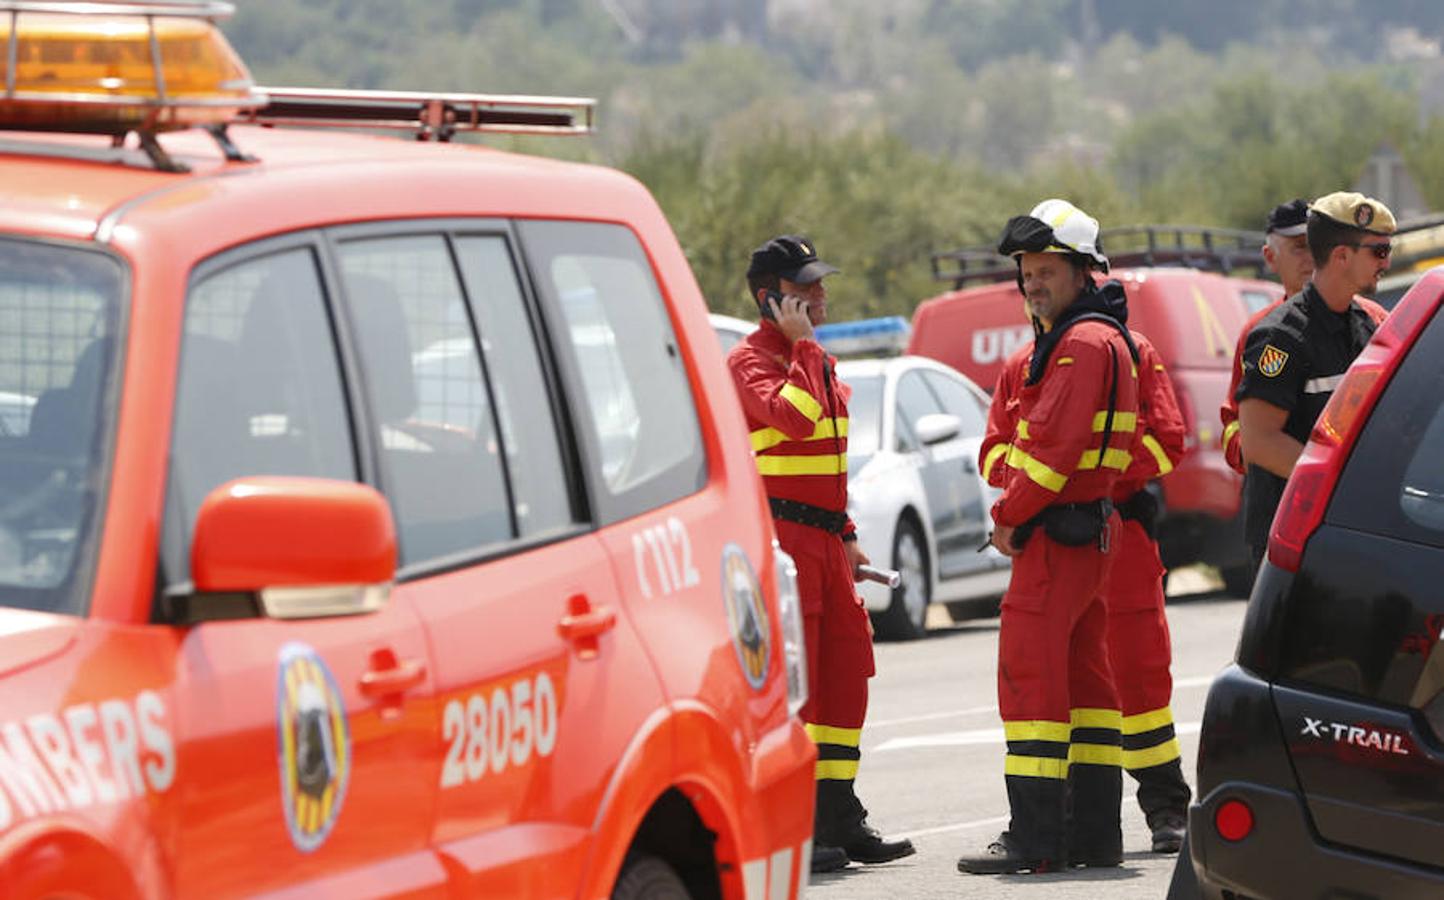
[0,238,123,614]
[171,248,355,570]
[454,236,575,539]
[520,221,705,525]
[338,235,512,566]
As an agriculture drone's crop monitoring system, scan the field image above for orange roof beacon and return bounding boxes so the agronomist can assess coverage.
[0,3,816,898]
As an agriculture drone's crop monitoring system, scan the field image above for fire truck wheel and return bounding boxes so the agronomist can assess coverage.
[875,517,930,641]
[611,854,692,900]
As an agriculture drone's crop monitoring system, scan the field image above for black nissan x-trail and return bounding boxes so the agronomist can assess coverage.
[1185,266,1444,900]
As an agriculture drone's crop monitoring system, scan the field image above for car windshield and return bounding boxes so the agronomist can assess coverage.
[846,374,883,458]
[0,238,125,615]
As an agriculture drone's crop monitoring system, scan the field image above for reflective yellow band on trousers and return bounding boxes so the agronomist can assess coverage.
[1122,707,1175,735]
[1005,445,1067,492]
[779,383,823,423]
[1070,708,1123,730]
[806,723,862,747]
[816,759,859,780]
[1004,720,1073,743]
[1141,434,1174,475]
[1005,754,1069,780]
[756,453,847,476]
[1068,743,1122,766]
[983,443,1011,481]
[751,417,849,453]
[1123,739,1182,770]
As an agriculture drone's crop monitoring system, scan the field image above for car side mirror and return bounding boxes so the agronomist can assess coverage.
[915,413,961,446]
[180,477,397,622]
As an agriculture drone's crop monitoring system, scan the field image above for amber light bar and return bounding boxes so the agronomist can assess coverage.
[236,86,596,141]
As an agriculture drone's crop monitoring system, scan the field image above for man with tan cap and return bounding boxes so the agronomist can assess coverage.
[1235,191,1392,571]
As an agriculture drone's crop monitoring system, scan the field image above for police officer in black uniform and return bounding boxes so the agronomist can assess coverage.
[1236,191,1395,570]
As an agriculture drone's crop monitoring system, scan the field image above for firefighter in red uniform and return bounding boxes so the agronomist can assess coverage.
[982,291,1193,856]
[727,235,915,874]
[959,200,1142,875]
[1220,199,1314,474]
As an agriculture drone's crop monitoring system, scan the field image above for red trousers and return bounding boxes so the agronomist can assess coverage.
[776,520,874,731]
[1103,518,1173,721]
[997,519,1120,723]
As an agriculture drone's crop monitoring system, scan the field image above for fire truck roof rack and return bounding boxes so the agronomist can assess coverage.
[233,87,596,142]
[932,224,1269,291]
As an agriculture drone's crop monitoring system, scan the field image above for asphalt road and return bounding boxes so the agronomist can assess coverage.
[805,568,1245,900]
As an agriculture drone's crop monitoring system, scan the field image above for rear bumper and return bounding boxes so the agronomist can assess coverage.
[1189,783,1444,900]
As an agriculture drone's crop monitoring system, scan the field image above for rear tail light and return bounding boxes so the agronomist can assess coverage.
[1267,280,1443,571]
[1215,799,1254,841]
[772,542,808,717]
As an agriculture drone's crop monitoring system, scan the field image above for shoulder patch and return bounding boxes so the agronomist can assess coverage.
[1258,344,1289,378]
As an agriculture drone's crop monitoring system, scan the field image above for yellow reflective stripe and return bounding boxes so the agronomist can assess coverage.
[983,443,1011,481]
[1004,720,1073,743]
[779,383,823,423]
[756,454,847,476]
[1015,420,1030,441]
[750,417,849,453]
[1005,446,1067,492]
[1142,434,1174,476]
[1122,739,1182,770]
[1004,755,1069,780]
[1070,708,1123,730]
[1122,707,1176,735]
[1222,419,1240,448]
[816,759,859,780]
[1056,356,1074,366]
[1069,743,1122,766]
[1077,448,1132,471]
[1091,411,1137,433]
[806,723,862,747]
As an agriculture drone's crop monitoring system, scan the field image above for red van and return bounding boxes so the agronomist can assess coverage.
[910,229,1285,592]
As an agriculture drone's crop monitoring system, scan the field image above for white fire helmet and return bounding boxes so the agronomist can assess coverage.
[1025,198,1109,271]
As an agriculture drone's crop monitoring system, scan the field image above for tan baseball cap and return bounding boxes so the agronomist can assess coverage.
[1310,191,1397,235]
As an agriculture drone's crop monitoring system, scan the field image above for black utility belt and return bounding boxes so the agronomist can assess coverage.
[1014,498,1114,551]
[1116,489,1160,539]
[769,497,848,534]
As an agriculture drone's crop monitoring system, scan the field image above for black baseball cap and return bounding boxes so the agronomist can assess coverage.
[1266,199,1309,237]
[746,234,840,284]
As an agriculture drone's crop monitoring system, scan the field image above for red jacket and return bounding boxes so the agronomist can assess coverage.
[1114,333,1185,500]
[978,320,1142,529]
[727,321,855,537]
[1220,294,1386,472]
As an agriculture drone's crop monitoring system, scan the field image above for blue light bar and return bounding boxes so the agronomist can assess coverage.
[813,316,910,357]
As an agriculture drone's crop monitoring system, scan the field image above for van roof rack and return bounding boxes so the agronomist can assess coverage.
[932,224,1268,290]
[233,87,596,142]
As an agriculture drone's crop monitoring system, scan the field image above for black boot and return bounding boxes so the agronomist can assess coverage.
[1131,759,1191,854]
[810,844,849,874]
[1066,762,1123,868]
[815,779,915,864]
[957,831,1059,875]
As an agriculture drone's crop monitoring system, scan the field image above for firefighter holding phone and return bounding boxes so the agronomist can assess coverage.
[726,235,914,874]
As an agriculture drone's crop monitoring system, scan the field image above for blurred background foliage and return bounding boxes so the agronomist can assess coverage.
[226,0,1444,318]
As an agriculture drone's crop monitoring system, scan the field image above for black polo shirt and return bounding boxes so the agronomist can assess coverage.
[1234,283,1381,549]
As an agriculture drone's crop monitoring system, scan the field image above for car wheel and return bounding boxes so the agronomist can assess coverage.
[611,854,691,900]
[875,517,930,641]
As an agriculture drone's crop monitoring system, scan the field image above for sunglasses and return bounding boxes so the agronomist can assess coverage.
[1351,241,1392,260]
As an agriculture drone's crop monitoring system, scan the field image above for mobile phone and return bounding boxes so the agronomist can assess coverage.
[759,289,784,321]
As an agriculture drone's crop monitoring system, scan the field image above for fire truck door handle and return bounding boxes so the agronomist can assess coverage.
[557,599,617,641]
[359,656,427,698]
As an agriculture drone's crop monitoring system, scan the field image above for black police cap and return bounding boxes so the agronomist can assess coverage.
[747,234,840,284]
[1266,199,1309,236]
